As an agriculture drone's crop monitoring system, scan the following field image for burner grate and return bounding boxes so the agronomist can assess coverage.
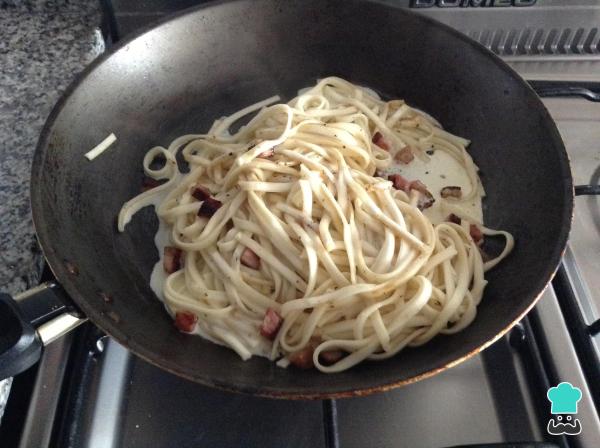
[468,26,600,55]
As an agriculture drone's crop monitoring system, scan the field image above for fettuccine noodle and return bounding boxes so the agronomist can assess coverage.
[117,77,514,373]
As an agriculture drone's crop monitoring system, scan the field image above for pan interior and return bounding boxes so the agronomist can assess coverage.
[31,0,572,398]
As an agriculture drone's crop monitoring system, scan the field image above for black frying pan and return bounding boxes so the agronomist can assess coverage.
[0,0,573,399]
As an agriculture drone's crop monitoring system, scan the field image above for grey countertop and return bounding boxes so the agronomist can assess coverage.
[0,0,104,421]
[0,0,104,295]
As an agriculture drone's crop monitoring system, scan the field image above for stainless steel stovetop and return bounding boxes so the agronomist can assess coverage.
[3,2,600,447]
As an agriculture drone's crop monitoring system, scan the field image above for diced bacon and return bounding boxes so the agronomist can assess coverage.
[389,175,435,209]
[470,224,484,244]
[142,177,163,192]
[163,246,182,273]
[174,311,197,333]
[257,148,275,159]
[417,190,435,210]
[192,185,212,201]
[447,213,462,225]
[410,180,429,194]
[372,131,390,151]
[388,174,411,193]
[240,247,260,269]
[198,197,222,217]
[395,146,414,164]
[193,185,222,217]
[410,181,435,210]
[319,350,345,366]
[440,186,462,199]
[259,308,283,340]
[289,345,315,370]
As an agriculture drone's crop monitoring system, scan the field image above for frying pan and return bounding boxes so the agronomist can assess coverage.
[0,0,573,399]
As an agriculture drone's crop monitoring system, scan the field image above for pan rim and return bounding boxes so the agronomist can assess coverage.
[30,0,574,399]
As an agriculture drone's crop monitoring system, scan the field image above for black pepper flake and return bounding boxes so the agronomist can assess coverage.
[425,171,429,175]
[229,152,233,156]
[440,174,446,179]
[426,150,435,156]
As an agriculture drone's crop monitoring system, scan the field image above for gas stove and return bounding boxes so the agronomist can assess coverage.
[3,1,600,447]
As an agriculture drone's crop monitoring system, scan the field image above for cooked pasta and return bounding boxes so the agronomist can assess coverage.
[117,77,514,373]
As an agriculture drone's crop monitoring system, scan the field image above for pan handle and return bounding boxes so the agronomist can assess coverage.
[0,283,86,380]
[529,80,600,102]
[575,185,600,196]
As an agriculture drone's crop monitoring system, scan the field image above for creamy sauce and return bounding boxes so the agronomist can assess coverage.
[380,150,484,225]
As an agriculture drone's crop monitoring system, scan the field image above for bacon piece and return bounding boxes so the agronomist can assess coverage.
[395,146,414,164]
[410,180,429,194]
[389,175,435,209]
[470,224,484,244]
[192,185,212,201]
[417,190,435,210]
[257,148,275,159]
[319,350,345,366]
[372,131,390,151]
[142,177,163,192]
[193,185,222,217]
[447,213,462,225]
[198,197,222,217]
[174,311,197,333]
[388,174,411,193]
[259,308,283,340]
[163,246,182,273]
[440,186,462,199]
[410,180,435,210]
[289,345,315,369]
[240,247,260,269]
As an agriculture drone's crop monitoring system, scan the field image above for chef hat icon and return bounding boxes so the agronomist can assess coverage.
[547,382,582,414]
